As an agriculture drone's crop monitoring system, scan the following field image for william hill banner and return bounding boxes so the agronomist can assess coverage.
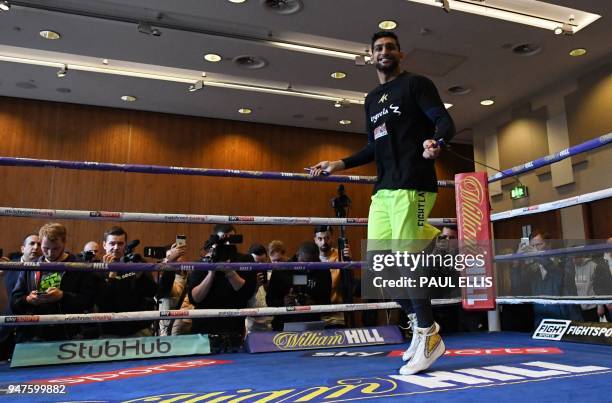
[11,334,210,368]
[455,172,496,310]
[246,326,403,353]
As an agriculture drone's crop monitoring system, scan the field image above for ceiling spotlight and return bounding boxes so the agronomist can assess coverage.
[228,0,246,3]
[137,22,161,36]
[330,71,346,79]
[334,99,350,108]
[102,59,109,65]
[0,1,10,11]
[378,20,397,30]
[57,65,67,78]
[569,48,587,57]
[238,108,252,114]
[339,119,352,125]
[554,24,573,35]
[204,53,222,62]
[436,0,450,13]
[188,80,204,92]
[121,95,137,102]
[39,30,61,40]
[480,99,495,106]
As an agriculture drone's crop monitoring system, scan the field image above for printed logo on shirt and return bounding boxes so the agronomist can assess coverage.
[374,123,388,140]
[39,272,63,292]
[378,93,388,104]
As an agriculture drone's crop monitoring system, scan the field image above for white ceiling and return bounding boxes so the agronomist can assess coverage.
[0,0,611,144]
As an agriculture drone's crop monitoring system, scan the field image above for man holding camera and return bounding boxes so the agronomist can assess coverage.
[11,223,98,341]
[267,241,332,331]
[187,224,257,341]
[96,226,168,337]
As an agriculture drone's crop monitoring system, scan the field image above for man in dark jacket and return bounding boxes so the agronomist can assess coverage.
[11,223,98,342]
[187,225,257,340]
[96,226,158,337]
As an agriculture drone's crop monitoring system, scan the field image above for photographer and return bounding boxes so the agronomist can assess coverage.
[515,231,581,326]
[187,224,257,341]
[313,225,351,328]
[267,241,331,331]
[96,226,158,337]
[11,223,98,342]
[80,241,102,262]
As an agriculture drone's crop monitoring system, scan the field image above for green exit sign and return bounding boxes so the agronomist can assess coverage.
[511,184,529,200]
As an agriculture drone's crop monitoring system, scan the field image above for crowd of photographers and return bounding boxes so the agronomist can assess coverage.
[1,221,610,360]
[0,222,355,359]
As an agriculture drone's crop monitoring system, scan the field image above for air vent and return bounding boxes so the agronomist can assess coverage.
[56,87,71,93]
[512,43,541,56]
[16,81,37,89]
[233,55,268,69]
[448,85,471,95]
[261,0,303,15]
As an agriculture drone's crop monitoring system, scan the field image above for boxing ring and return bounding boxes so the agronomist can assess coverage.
[0,133,611,402]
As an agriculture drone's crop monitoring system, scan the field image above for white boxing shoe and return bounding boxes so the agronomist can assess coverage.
[401,313,418,362]
[399,322,445,375]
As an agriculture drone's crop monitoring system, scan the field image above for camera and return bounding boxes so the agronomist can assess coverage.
[77,250,97,262]
[288,273,312,306]
[202,234,243,263]
[122,239,143,263]
[144,246,169,260]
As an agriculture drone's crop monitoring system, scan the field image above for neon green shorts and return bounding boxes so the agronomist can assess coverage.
[367,189,440,252]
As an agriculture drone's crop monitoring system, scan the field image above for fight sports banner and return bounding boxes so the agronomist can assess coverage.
[11,334,210,367]
[246,325,403,353]
[533,319,612,346]
[454,172,496,310]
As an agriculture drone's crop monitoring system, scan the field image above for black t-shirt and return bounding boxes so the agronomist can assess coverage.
[187,253,257,335]
[343,72,455,194]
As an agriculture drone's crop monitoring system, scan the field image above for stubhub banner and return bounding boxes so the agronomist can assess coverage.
[246,325,403,353]
[11,334,210,368]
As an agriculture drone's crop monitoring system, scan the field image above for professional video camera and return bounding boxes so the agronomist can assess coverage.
[202,234,243,263]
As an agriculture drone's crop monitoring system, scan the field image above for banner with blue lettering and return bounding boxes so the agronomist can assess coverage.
[11,334,210,367]
[246,326,403,353]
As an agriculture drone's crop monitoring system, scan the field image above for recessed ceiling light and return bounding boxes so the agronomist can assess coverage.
[569,48,587,57]
[378,20,397,30]
[204,53,222,62]
[331,71,346,79]
[480,99,495,106]
[39,30,61,40]
[238,108,252,114]
[339,119,352,125]
[228,0,246,3]
[0,1,10,11]
[121,95,137,102]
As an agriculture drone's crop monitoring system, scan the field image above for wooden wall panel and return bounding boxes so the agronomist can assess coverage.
[585,198,612,240]
[0,96,472,261]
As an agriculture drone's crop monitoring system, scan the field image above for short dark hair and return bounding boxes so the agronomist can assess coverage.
[104,226,127,242]
[297,241,320,262]
[22,233,38,246]
[371,31,400,51]
[213,224,235,235]
[314,225,333,235]
[248,243,267,256]
[530,231,551,240]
